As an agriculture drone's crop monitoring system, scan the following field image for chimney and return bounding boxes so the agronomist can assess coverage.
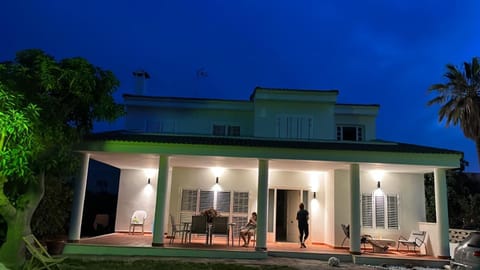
[132,70,150,95]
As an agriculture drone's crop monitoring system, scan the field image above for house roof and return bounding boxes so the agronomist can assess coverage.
[84,130,462,155]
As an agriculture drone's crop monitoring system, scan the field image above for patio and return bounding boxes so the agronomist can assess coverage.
[62,233,450,268]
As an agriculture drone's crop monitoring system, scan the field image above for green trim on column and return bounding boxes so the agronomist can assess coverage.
[256,159,269,251]
[152,155,169,246]
[349,164,361,254]
[434,168,450,258]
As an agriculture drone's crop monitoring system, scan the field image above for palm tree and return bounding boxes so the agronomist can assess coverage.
[428,57,480,169]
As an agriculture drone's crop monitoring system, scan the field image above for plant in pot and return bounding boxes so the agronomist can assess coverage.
[31,175,73,255]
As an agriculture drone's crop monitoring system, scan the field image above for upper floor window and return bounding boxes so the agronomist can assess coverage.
[212,124,240,136]
[337,125,363,141]
[276,115,312,139]
[145,119,176,133]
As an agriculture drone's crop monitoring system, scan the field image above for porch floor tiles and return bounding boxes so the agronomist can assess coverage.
[63,233,449,268]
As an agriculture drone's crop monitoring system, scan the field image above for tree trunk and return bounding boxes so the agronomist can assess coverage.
[0,213,29,269]
[0,173,44,270]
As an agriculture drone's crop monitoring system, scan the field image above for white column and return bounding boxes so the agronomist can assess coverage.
[349,164,361,254]
[256,159,269,251]
[434,168,450,258]
[152,155,170,246]
[68,153,90,242]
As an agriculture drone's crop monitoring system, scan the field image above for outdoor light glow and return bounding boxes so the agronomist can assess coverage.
[308,171,321,191]
[371,170,384,182]
[211,167,225,178]
[144,169,156,178]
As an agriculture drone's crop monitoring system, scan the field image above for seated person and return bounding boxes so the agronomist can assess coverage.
[240,212,257,247]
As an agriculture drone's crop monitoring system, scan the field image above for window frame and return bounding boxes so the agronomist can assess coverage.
[336,125,364,141]
[361,192,399,230]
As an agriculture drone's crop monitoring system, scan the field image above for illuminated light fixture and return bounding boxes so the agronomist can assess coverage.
[313,192,317,199]
[148,178,151,185]
[377,181,380,189]
[216,177,219,184]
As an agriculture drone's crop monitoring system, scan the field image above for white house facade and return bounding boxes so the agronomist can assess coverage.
[68,87,462,258]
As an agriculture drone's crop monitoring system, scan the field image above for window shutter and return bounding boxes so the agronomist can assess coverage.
[362,194,373,227]
[181,189,197,211]
[212,124,226,136]
[216,191,231,213]
[387,195,399,229]
[233,192,249,213]
[199,190,214,211]
[375,195,385,228]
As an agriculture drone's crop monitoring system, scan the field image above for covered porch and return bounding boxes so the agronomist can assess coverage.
[63,233,450,268]
[68,138,460,259]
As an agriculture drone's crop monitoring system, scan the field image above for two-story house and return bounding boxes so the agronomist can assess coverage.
[68,85,461,258]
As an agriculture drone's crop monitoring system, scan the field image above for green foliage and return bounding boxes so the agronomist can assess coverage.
[425,171,480,229]
[0,84,40,180]
[0,49,124,268]
[428,57,480,168]
[31,175,74,239]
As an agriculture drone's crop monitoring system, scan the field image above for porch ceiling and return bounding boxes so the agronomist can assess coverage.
[86,151,438,174]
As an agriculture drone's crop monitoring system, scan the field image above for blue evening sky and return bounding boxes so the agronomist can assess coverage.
[2,1,479,171]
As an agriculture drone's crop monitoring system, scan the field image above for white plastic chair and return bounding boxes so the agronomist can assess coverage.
[129,210,147,235]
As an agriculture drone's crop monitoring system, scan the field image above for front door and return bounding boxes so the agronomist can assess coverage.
[275,189,301,242]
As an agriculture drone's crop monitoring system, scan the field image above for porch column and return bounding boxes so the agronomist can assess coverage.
[349,164,361,254]
[152,155,170,247]
[434,168,450,258]
[68,153,90,242]
[256,159,269,251]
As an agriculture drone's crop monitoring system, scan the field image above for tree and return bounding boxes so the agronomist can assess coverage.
[428,57,480,169]
[0,49,124,269]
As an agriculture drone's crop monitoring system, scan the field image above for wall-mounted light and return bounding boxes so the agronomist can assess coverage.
[216,176,219,184]
[148,178,151,185]
[313,191,317,199]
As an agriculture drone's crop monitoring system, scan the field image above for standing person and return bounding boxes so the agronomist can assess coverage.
[240,212,257,247]
[296,202,309,248]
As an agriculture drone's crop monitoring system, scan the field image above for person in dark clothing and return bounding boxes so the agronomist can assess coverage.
[296,202,309,248]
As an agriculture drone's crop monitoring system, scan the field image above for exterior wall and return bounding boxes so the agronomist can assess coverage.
[168,167,259,221]
[253,99,335,139]
[115,169,157,232]
[335,114,377,141]
[360,171,426,241]
[333,169,351,246]
[324,170,336,246]
[126,106,253,136]
[123,90,379,141]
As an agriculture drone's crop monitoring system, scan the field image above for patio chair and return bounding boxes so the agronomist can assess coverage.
[23,234,66,270]
[397,230,427,254]
[210,216,229,245]
[189,215,208,243]
[169,214,190,244]
[129,210,147,235]
[238,225,256,247]
[341,224,350,246]
[341,223,369,249]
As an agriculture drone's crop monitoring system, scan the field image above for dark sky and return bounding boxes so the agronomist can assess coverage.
[2,1,479,171]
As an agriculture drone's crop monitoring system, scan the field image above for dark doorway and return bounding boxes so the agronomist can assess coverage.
[275,190,287,241]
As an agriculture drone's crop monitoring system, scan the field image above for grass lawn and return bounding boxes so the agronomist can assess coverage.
[59,258,296,270]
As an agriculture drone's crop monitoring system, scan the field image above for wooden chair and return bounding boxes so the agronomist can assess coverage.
[23,234,66,270]
[397,230,427,254]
